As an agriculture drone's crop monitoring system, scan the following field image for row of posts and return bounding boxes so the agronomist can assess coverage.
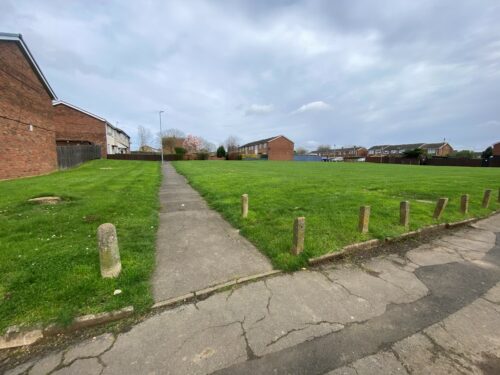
[241,188,499,256]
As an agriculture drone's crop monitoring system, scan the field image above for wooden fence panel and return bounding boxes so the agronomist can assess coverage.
[57,145,101,169]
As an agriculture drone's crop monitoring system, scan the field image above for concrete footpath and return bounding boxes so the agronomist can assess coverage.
[3,215,500,375]
[152,163,273,301]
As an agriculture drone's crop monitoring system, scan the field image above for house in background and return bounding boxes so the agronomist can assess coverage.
[106,122,130,154]
[53,101,108,158]
[493,142,500,156]
[314,146,367,159]
[53,100,130,156]
[368,142,453,157]
[0,32,58,179]
[239,135,294,160]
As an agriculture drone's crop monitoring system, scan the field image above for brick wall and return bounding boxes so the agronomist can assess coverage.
[268,136,294,161]
[0,41,57,180]
[52,104,107,158]
[493,143,500,156]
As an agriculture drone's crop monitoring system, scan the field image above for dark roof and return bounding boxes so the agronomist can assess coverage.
[0,32,57,100]
[368,145,389,150]
[421,142,447,149]
[383,143,425,152]
[240,136,278,148]
[315,146,366,153]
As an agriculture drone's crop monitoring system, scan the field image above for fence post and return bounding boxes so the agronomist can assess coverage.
[400,201,410,226]
[291,217,305,255]
[460,194,469,214]
[482,189,492,208]
[241,194,249,218]
[433,198,448,219]
[358,206,370,233]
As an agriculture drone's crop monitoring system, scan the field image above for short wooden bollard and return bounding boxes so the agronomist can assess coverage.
[358,206,370,233]
[241,194,249,218]
[291,217,305,255]
[460,194,469,214]
[97,223,122,278]
[433,198,448,219]
[482,189,492,208]
[400,201,410,226]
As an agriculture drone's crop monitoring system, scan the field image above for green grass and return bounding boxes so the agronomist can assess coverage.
[173,161,500,271]
[0,160,161,333]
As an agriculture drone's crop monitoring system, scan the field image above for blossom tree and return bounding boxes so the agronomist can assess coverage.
[183,134,202,153]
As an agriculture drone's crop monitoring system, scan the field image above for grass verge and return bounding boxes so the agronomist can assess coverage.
[173,161,500,271]
[0,160,161,333]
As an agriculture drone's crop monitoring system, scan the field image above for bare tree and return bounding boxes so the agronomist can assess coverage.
[296,147,308,155]
[225,135,241,152]
[200,138,216,153]
[137,125,152,149]
[165,128,185,138]
[161,128,186,153]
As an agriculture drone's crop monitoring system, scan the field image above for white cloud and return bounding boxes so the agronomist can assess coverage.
[293,101,332,114]
[245,104,274,116]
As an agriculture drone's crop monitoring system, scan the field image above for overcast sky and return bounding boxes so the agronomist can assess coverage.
[3,0,500,151]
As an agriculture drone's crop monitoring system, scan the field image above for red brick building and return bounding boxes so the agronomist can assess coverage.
[239,135,294,161]
[493,142,500,156]
[0,33,58,180]
[52,101,108,158]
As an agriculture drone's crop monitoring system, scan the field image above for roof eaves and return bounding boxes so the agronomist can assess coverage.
[0,32,57,100]
[53,100,106,122]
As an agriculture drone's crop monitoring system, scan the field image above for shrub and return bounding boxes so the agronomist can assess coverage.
[175,147,186,156]
[196,152,209,160]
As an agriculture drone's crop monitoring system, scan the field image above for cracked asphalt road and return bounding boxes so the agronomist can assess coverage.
[3,214,500,375]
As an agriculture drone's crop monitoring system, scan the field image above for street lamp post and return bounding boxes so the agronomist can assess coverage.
[159,110,164,164]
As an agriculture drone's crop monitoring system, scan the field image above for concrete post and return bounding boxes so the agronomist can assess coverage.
[241,194,249,218]
[460,194,469,214]
[97,223,122,278]
[433,198,448,219]
[482,189,492,208]
[400,201,410,226]
[358,206,370,233]
[291,217,305,255]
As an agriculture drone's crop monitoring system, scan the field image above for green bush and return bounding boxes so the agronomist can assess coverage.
[196,152,209,160]
[175,147,186,156]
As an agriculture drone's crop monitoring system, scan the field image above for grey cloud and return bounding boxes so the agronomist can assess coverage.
[2,0,499,151]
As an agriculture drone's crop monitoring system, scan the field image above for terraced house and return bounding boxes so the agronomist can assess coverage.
[239,135,294,161]
[0,32,58,179]
[368,142,453,157]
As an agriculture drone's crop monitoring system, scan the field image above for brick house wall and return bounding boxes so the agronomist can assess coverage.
[268,136,294,161]
[0,40,57,180]
[436,144,453,156]
[493,142,500,156]
[52,103,107,158]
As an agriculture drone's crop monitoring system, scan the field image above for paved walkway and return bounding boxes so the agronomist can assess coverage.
[152,163,273,301]
[3,214,500,375]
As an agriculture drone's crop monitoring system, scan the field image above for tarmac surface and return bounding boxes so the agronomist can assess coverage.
[3,187,500,375]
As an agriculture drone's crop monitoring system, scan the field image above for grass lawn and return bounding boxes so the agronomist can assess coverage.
[173,161,500,271]
[0,160,160,333]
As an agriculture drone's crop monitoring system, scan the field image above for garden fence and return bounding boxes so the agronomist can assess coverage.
[57,145,101,169]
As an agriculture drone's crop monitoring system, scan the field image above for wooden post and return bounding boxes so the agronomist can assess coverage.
[291,217,305,255]
[358,206,370,233]
[482,189,492,208]
[433,198,448,219]
[97,223,122,278]
[460,194,469,214]
[241,194,249,218]
[400,201,410,226]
